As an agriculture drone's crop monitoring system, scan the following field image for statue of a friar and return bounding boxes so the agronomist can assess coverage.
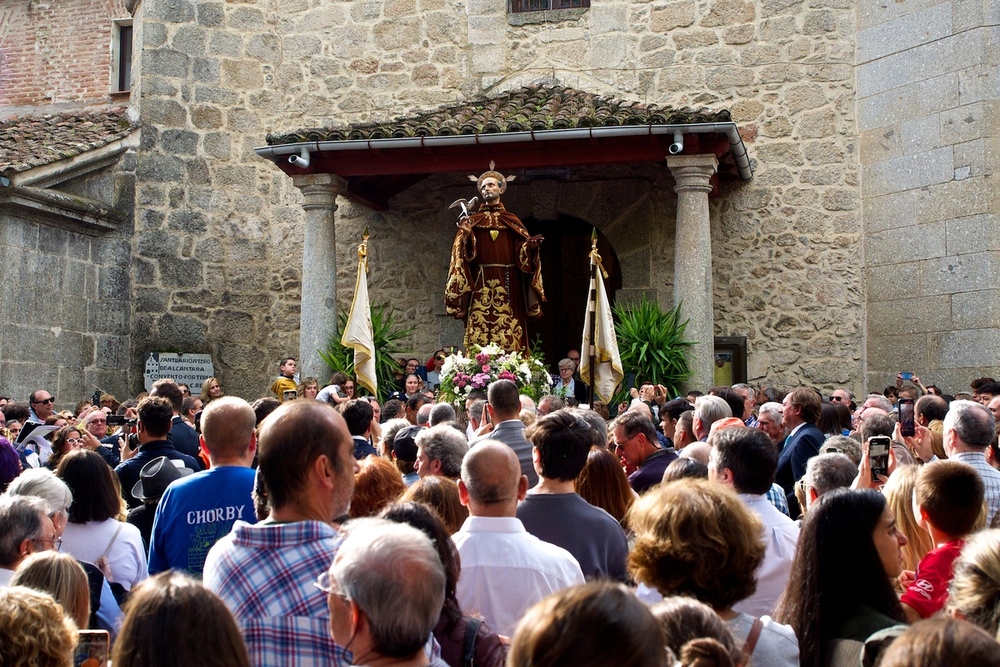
[444,163,545,353]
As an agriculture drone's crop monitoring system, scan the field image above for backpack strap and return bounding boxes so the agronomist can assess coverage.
[462,617,484,667]
[741,617,764,664]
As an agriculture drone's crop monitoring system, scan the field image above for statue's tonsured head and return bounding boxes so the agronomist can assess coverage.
[469,160,516,192]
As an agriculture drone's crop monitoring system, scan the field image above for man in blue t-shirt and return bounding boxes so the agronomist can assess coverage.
[148,396,258,578]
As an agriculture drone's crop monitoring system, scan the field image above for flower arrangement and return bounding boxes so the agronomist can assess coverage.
[439,344,552,407]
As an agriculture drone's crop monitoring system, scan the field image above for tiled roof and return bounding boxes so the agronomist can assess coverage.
[0,107,135,173]
[267,85,732,146]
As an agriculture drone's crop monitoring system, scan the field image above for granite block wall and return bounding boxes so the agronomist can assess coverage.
[858,0,1000,393]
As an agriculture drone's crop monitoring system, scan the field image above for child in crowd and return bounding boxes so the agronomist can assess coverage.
[269,357,298,402]
[900,460,985,622]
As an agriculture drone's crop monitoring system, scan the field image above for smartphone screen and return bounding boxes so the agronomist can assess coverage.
[75,629,110,666]
[283,390,298,401]
[898,398,915,437]
[869,436,890,482]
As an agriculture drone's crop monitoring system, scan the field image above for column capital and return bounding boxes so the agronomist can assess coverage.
[292,174,348,210]
[666,154,719,194]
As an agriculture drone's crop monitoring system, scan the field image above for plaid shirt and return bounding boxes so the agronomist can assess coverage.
[765,482,791,518]
[203,520,347,667]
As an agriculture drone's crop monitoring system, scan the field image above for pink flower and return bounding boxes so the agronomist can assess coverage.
[498,370,516,382]
[481,365,491,373]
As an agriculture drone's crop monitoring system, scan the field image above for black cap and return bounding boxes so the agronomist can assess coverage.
[392,425,421,462]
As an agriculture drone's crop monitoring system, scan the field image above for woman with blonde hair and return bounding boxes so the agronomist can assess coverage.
[576,446,635,529]
[882,465,935,576]
[199,377,223,405]
[947,528,1000,635]
[11,551,91,628]
[296,377,320,400]
[0,586,77,667]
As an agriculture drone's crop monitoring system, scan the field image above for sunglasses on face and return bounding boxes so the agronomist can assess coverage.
[33,398,55,405]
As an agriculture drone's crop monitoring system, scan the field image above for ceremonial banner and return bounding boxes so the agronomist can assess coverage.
[580,234,623,404]
[341,235,377,396]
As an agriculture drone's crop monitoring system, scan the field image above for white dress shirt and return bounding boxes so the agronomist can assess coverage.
[732,493,800,617]
[452,516,585,636]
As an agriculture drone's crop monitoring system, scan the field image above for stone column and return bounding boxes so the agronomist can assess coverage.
[667,155,719,392]
[292,173,348,380]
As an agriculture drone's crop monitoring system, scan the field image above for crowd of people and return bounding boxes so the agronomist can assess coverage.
[3,358,1000,667]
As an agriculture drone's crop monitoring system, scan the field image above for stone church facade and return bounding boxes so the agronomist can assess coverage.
[0,0,995,400]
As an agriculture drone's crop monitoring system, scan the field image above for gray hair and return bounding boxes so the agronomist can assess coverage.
[694,395,732,426]
[415,425,469,478]
[803,453,858,497]
[428,403,456,427]
[5,468,73,517]
[0,495,49,568]
[945,400,996,451]
[758,401,783,427]
[570,408,609,448]
[864,393,894,413]
[821,435,862,465]
[415,403,433,427]
[332,518,445,657]
[468,400,486,423]
[378,418,413,453]
[538,395,566,414]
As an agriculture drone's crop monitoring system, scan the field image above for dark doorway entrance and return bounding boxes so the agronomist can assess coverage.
[522,215,621,372]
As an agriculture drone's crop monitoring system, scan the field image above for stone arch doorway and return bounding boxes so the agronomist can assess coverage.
[522,214,621,370]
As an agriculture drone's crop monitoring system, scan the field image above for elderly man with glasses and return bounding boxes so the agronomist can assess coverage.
[0,495,58,586]
[321,519,450,667]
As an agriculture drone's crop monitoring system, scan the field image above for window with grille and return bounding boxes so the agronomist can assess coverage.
[509,0,590,12]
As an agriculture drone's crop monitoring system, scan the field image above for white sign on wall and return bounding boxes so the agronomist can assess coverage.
[143,353,215,391]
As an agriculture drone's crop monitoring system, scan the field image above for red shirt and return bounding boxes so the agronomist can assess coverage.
[900,539,965,618]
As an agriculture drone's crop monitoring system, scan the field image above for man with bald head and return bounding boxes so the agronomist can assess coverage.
[149,396,259,577]
[453,440,584,636]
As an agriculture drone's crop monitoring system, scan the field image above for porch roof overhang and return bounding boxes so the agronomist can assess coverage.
[255,86,753,210]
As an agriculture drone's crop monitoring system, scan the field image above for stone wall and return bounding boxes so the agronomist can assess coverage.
[0,0,131,111]
[0,162,135,404]
[858,0,1000,394]
[134,0,866,396]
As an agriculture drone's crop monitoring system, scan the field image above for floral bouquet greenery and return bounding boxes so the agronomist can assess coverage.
[439,344,552,407]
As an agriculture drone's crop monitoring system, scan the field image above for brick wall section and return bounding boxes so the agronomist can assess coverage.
[0,0,130,110]
[857,0,1000,391]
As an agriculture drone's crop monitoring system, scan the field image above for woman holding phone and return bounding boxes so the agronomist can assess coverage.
[774,489,908,667]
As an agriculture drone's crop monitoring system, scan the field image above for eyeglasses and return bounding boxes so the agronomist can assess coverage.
[830,396,845,402]
[435,356,445,362]
[89,419,106,424]
[32,397,55,405]
[32,536,63,551]
[66,437,83,444]
[314,571,350,601]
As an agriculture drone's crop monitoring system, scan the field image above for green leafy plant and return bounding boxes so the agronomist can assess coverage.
[611,296,693,406]
[319,303,414,402]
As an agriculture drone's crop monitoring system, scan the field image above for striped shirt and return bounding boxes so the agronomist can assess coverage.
[951,451,1000,526]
